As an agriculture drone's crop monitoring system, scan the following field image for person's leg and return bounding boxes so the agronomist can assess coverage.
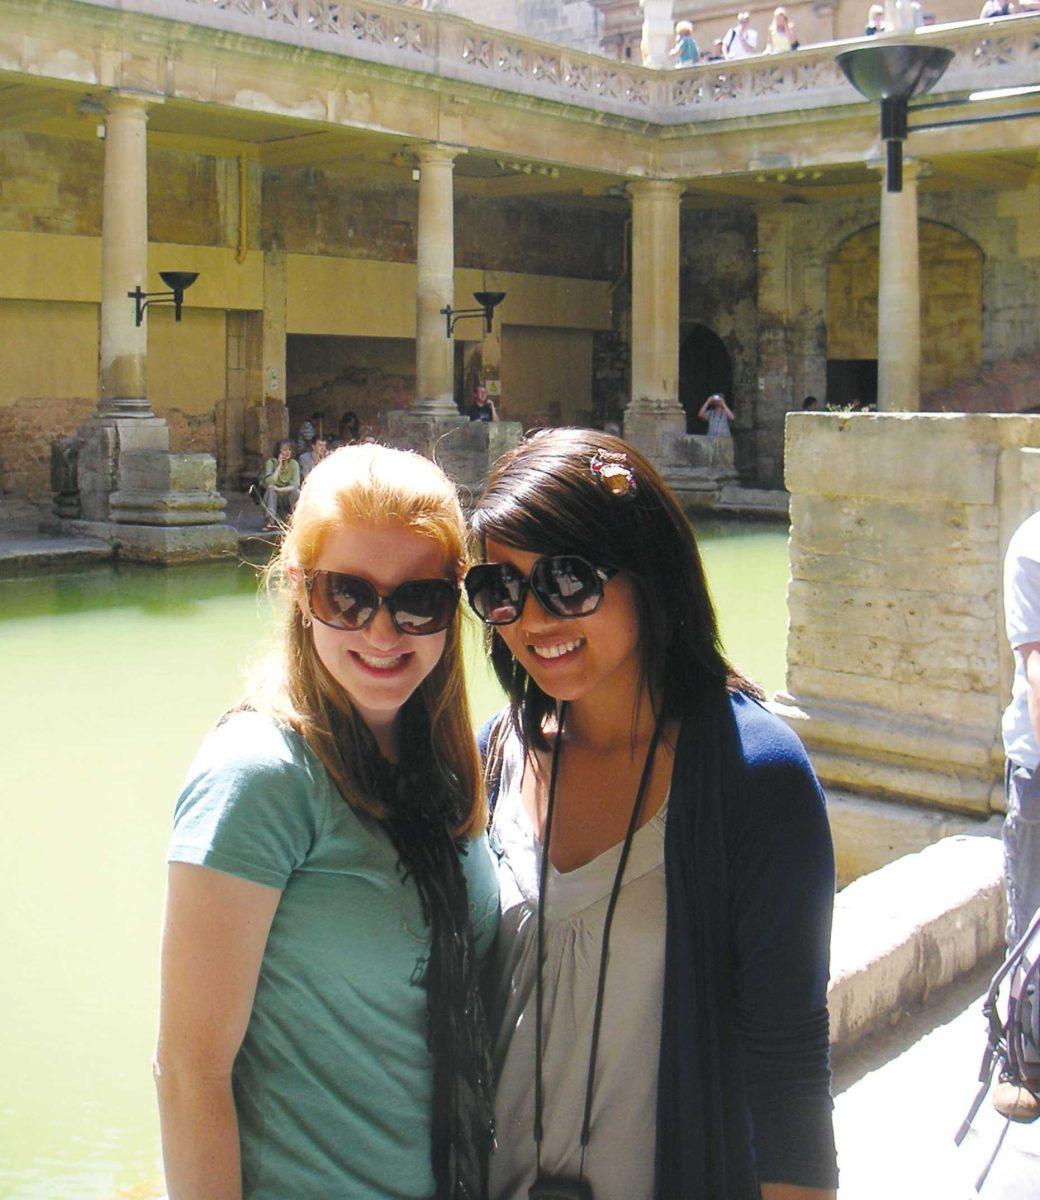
[1003,760,1040,946]
[286,486,300,513]
[262,486,278,527]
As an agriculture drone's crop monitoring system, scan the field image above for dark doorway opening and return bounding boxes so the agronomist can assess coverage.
[826,359,878,410]
[679,324,733,433]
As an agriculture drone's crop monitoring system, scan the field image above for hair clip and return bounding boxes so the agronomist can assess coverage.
[590,450,637,499]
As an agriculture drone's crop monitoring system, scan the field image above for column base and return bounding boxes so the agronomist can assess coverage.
[622,400,688,469]
[74,416,170,521]
[65,518,238,564]
[384,410,522,496]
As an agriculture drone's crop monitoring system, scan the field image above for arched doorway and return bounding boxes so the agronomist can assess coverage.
[679,324,733,433]
[826,221,983,405]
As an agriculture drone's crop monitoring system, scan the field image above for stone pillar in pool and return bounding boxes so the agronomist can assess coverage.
[877,158,922,413]
[623,180,686,464]
[385,142,520,493]
[66,92,236,563]
[775,413,1040,848]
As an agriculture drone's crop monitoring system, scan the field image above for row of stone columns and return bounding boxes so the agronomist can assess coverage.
[91,101,924,476]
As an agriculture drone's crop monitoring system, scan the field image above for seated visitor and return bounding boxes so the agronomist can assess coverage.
[865,3,886,33]
[299,436,328,481]
[260,438,300,531]
[338,410,361,447]
[468,384,498,423]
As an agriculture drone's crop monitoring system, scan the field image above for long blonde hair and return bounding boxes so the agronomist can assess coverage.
[255,442,485,837]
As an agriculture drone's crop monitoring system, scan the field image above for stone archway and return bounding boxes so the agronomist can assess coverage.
[679,323,733,433]
[826,221,983,401]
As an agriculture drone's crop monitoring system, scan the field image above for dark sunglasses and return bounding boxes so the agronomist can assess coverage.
[305,570,458,637]
[464,555,617,627]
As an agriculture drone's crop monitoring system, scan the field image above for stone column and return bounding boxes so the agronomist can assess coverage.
[414,144,458,416]
[877,158,922,413]
[623,179,686,462]
[640,0,674,68]
[99,94,152,419]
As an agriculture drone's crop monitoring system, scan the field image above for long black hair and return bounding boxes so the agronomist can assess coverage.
[470,428,761,750]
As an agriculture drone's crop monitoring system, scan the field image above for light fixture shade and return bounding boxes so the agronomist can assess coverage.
[473,290,506,309]
[836,43,954,102]
[159,271,199,291]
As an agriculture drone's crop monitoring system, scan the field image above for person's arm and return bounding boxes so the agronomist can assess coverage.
[721,399,736,420]
[698,398,712,419]
[730,706,838,1197]
[155,864,281,1200]
[488,399,498,422]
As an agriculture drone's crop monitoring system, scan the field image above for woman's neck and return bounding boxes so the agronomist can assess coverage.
[564,676,660,754]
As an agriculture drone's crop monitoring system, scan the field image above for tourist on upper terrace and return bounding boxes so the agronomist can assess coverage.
[722,11,760,59]
[699,391,735,436]
[156,443,499,1200]
[669,20,700,66]
[865,3,886,33]
[259,438,301,531]
[468,383,498,422]
[766,7,799,52]
[802,395,820,410]
[708,37,726,60]
[1001,509,1040,949]
[299,436,328,481]
[465,429,837,1200]
[980,0,1013,15]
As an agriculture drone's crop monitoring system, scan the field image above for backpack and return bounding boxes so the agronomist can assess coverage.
[956,905,1040,1189]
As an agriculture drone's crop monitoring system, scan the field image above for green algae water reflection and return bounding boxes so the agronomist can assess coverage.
[0,517,787,1199]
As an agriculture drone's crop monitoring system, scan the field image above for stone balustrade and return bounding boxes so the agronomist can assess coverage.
[63,0,1040,126]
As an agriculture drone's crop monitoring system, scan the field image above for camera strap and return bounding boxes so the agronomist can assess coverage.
[533,701,666,1182]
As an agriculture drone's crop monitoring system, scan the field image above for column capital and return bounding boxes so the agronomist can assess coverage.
[103,91,161,120]
[868,156,931,186]
[415,142,460,168]
[626,178,684,202]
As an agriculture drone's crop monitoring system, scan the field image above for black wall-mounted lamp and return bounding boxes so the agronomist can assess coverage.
[836,43,954,192]
[128,271,199,327]
[441,290,506,338]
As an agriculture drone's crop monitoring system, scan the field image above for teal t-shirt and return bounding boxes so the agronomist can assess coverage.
[168,711,500,1200]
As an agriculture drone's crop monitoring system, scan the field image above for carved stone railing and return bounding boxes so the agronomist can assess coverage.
[70,0,1040,126]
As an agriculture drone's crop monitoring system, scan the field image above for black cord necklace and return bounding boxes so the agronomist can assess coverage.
[531,701,666,1198]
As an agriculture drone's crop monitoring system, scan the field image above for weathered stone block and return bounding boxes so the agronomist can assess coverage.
[118,450,218,495]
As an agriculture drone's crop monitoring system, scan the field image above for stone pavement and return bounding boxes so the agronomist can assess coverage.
[833,957,1040,1199]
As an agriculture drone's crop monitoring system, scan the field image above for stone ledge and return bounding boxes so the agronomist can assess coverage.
[829,836,1005,1049]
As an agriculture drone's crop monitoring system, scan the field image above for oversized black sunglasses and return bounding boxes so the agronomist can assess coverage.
[464,555,617,627]
[305,570,459,637]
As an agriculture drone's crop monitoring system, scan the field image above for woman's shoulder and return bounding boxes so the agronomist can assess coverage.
[190,708,315,778]
[726,690,814,776]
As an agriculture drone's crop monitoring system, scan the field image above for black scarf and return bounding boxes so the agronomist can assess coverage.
[367,707,495,1200]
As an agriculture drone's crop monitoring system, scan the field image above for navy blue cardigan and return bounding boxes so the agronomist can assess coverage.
[480,688,838,1198]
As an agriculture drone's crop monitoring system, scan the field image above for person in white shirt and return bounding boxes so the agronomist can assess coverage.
[1002,509,1040,947]
[723,11,760,59]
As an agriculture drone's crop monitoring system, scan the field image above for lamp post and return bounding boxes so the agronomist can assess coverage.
[836,43,954,192]
[440,291,506,338]
[128,271,200,326]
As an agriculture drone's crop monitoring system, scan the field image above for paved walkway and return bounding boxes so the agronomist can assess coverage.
[833,954,1040,1199]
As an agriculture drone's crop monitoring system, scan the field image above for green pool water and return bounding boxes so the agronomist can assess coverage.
[0,517,788,1199]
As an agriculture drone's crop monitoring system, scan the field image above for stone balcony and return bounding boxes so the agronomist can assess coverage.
[64,0,1040,125]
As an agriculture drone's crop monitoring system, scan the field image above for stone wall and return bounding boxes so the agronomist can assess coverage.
[264,170,623,280]
[777,412,1040,818]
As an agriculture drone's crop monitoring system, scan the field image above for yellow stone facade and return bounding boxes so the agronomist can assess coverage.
[1,0,1039,495]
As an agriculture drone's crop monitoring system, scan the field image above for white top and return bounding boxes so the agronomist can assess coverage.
[1003,511,1040,769]
[488,730,667,1200]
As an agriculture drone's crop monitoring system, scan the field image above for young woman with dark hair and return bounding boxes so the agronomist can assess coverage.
[465,428,837,1200]
[156,444,498,1200]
